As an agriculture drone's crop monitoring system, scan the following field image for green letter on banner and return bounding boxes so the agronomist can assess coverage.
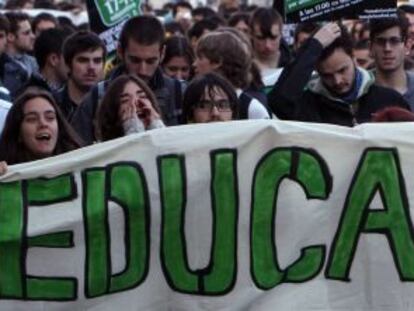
[0,181,25,298]
[159,150,238,295]
[26,174,77,300]
[109,164,150,293]
[251,148,331,290]
[0,175,78,300]
[83,168,108,297]
[83,163,149,298]
[326,148,414,281]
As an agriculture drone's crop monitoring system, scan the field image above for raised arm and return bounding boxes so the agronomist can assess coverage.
[268,23,342,119]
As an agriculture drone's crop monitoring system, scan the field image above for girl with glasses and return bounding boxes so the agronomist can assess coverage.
[183,73,239,123]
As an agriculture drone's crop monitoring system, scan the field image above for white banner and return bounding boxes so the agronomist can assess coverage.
[1,120,414,310]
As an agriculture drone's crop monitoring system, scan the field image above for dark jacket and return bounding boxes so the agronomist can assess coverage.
[18,72,64,95]
[268,38,410,126]
[22,72,52,92]
[0,53,29,99]
[70,66,183,145]
[54,85,78,121]
[279,38,293,68]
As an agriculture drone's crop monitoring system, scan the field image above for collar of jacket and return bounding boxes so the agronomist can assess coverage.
[33,72,61,91]
[109,65,165,91]
[306,67,374,103]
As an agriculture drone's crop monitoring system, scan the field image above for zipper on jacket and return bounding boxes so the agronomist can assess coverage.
[350,102,358,126]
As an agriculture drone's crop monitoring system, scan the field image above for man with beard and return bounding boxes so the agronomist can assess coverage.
[0,13,27,100]
[22,28,72,93]
[5,12,37,76]
[370,16,414,110]
[71,15,184,145]
[55,31,105,121]
[268,22,409,125]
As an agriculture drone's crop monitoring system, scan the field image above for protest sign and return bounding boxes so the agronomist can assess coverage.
[1,120,414,310]
[86,0,141,55]
[274,0,397,23]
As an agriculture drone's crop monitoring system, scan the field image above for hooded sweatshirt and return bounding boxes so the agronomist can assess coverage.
[268,38,409,126]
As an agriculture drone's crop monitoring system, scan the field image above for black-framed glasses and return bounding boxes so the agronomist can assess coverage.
[195,100,232,112]
[372,36,404,47]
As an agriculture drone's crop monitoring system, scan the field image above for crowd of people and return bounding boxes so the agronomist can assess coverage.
[0,0,413,171]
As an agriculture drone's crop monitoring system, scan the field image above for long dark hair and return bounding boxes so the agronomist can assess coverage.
[97,74,160,141]
[0,88,83,164]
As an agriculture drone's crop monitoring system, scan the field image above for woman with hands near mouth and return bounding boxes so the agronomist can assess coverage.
[96,74,165,142]
[0,88,83,171]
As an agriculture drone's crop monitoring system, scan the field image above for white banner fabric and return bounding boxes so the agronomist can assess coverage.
[0,120,413,310]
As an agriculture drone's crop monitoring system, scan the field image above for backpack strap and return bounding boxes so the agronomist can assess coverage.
[241,90,273,119]
[238,92,252,119]
[91,80,108,115]
[174,79,185,124]
[97,80,106,100]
